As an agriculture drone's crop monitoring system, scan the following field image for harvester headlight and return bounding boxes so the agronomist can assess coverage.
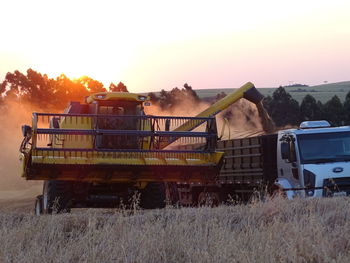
[138,95,147,101]
[96,94,106,99]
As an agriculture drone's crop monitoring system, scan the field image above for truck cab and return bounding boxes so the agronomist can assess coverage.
[276,121,350,198]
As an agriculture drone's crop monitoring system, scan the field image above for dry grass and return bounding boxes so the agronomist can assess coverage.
[1,197,350,263]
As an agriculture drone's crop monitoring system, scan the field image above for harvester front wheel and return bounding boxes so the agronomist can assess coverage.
[140,183,166,209]
[43,180,72,214]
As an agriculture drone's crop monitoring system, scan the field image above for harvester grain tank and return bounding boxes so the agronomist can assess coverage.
[19,82,264,213]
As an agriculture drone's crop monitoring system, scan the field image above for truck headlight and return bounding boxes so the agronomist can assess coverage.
[304,169,316,196]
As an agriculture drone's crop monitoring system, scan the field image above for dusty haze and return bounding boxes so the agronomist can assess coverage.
[145,96,274,139]
[0,101,42,199]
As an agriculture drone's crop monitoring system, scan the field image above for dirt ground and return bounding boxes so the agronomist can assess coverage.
[0,185,42,212]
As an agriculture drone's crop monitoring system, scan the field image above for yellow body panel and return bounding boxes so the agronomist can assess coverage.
[55,116,94,149]
[28,150,224,183]
[31,149,223,166]
[140,119,152,149]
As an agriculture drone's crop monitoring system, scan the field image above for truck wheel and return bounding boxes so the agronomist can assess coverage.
[34,195,43,215]
[42,180,72,214]
[140,183,166,209]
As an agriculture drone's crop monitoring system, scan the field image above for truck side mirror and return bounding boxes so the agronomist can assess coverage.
[281,142,290,160]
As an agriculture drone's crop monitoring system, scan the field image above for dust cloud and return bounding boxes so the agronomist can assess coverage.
[145,96,210,117]
[145,95,275,140]
[0,100,42,196]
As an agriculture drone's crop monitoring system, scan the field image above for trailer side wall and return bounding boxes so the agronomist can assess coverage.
[217,134,278,199]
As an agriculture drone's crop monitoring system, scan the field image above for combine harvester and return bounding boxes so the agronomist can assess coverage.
[19,82,263,214]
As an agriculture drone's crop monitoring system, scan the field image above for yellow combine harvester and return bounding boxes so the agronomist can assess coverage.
[19,82,263,214]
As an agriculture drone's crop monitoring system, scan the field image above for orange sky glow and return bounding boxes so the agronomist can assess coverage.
[0,0,349,93]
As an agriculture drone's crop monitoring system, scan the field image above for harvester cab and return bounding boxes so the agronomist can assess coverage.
[86,93,149,150]
[19,82,264,214]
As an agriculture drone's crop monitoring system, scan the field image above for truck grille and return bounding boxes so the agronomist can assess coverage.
[323,177,350,197]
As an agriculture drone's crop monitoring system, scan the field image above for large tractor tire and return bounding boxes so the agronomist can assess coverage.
[42,180,72,214]
[140,183,166,209]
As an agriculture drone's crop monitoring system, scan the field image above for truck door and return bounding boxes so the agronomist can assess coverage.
[278,134,302,189]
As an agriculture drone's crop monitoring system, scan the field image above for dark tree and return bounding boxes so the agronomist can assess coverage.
[323,95,344,126]
[266,86,300,126]
[54,74,89,106]
[343,91,350,125]
[77,76,105,93]
[183,83,200,102]
[300,94,322,121]
[109,82,128,92]
[158,89,173,110]
[262,95,273,113]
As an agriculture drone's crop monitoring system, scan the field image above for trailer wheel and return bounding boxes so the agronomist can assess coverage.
[34,195,43,215]
[43,180,72,214]
[140,183,166,209]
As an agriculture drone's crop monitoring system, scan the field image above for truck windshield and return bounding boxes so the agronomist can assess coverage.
[298,131,350,164]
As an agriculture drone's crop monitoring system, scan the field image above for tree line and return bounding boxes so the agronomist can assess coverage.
[262,86,350,127]
[0,69,349,127]
[0,69,128,111]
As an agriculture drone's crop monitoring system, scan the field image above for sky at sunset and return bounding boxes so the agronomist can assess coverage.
[0,0,349,93]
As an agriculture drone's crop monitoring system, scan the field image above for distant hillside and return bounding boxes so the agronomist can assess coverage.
[194,81,350,103]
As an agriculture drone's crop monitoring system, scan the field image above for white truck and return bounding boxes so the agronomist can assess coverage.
[276,120,350,199]
[216,120,350,201]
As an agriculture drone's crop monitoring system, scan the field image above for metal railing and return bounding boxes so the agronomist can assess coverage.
[32,113,218,152]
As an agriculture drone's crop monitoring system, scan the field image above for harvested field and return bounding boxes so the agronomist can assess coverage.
[0,196,350,262]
